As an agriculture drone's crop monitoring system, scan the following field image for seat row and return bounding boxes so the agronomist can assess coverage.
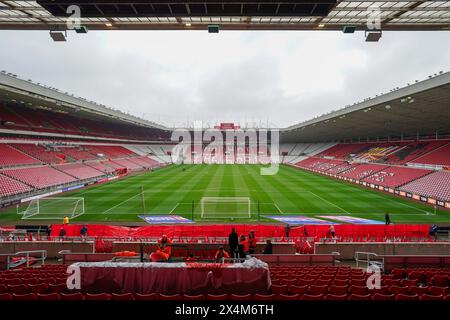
[0,292,449,301]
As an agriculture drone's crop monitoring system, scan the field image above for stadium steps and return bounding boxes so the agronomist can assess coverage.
[6,143,43,164]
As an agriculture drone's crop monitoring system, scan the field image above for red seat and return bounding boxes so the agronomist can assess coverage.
[308,285,328,295]
[315,279,333,286]
[389,285,409,295]
[325,294,348,301]
[270,284,289,295]
[28,283,48,294]
[8,284,28,295]
[348,294,371,301]
[0,284,7,294]
[277,294,300,300]
[0,293,13,301]
[13,293,37,301]
[428,286,448,296]
[431,275,448,287]
[37,293,61,301]
[301,294,324,301]
[419,294,443,301]
[230,294,252,301]
[349,285,369,295]
[111,293,135,301]
[333,279,349,287]
[409,286,429,295]
[85,293,111,300]
[350,279,367,287]
[395,294,418,301]
[289,285,308,295]
[134,293,159,301]
[48,283,67,293]
[183,294,205,301]
[158,294,181,301]
[329,285,348,295]
[383,278,401,286]
[372,293,395,301]
[4,278,21,286]
[60,293,85,301]
[254,294,277,300]
[297,279,315,286]
[372,286,390,295]
[206,294,229,300]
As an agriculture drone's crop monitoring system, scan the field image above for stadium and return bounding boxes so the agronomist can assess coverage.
[0,0,449,314]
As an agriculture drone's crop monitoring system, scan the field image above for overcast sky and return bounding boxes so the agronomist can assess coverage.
[1,30,449,128]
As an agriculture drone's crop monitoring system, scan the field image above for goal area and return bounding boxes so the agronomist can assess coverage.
[200,197,251,219]
[20,197,85,220]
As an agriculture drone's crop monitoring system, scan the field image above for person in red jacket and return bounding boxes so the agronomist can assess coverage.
[240,234,249,253]
[150,234,172,262]
[248,230,257,255]
[214,246,230,262]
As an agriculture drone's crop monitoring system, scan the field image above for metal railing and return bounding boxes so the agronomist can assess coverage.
[0,250,47,270]
[355,251,383,270]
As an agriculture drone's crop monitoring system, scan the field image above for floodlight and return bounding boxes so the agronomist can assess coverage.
[50,30,66,42]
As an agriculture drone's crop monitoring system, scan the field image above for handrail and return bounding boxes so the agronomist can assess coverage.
[0,250,47,270]
[354,251,383,270]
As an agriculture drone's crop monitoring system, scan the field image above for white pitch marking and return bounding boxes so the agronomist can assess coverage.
[307,191,351,215]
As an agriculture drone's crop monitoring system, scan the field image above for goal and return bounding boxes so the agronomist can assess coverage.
[20,197,85,220]
[200,197,251,219]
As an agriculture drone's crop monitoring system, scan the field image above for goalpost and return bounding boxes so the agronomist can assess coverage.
[200,197,251,219]
[20,197,85,220]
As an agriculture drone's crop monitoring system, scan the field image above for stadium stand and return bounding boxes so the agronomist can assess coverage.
[1,166,77,188]
[386,140,449,165]
[362,166,432,188]
[0,174,33,197]
[0,265,447,301]
[338,164,389,180]
[400,171,450,202]
[0,144,41,168]
[58,146,99,161]
[11,144,70,164]
[54,163,105,180]
[410,142,450,167]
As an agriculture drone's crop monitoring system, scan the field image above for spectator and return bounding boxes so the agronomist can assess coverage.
[240,234,249,253]
[46,225,52,238]
[303,226,308,238]
[150,234,172,262]
[63,216,69,225]
[263,239,273,254]
[430,224,438,240]
[248,230,257,255]
[80,225,88,239]
[214,246,230,262]
[228,227,239,257]
[59,227,66,239]
[385,212,391,225]
[329,225,335,238]
[285,224,291,238]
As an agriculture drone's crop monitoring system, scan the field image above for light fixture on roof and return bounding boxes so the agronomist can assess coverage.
[105,23,113,27]
[365,29,382,42]
[49,30,67,42]
[185,23,192,27]
[342,25,356,34]
[318,24,325,28]
[208,24,219,33]
[385,105,391,110]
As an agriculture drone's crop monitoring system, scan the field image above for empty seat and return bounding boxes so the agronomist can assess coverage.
[329,285,348,295]
[158,294,181,301]
[372,293,395,301]
[419,294,443,301]
[182,294,205,301]
[36,293,60,301]
[8,284,28,295]
[206,294,228,300]
[254,294,277,300]
[325,294,348,301]
[395,294,419,301]
[277,294,300,301]
[110,293,134,301]
[13,293,37,301]
[270,284,289,295]
[308,285,328,295]
[349,285,369,295]
[85,293,111,300]
[134,293,159,301]
[60,293,85,301]
[301,294,324,301]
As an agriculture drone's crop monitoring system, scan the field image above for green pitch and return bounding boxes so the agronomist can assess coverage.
[1,164,449,223]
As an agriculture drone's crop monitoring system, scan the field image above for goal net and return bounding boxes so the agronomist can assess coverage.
[20,197,85,220]
[200,197,251,219]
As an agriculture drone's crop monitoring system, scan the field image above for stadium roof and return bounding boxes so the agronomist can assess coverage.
[281,71,450,143]
[0,1,449,31]
[0,71,169,131]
